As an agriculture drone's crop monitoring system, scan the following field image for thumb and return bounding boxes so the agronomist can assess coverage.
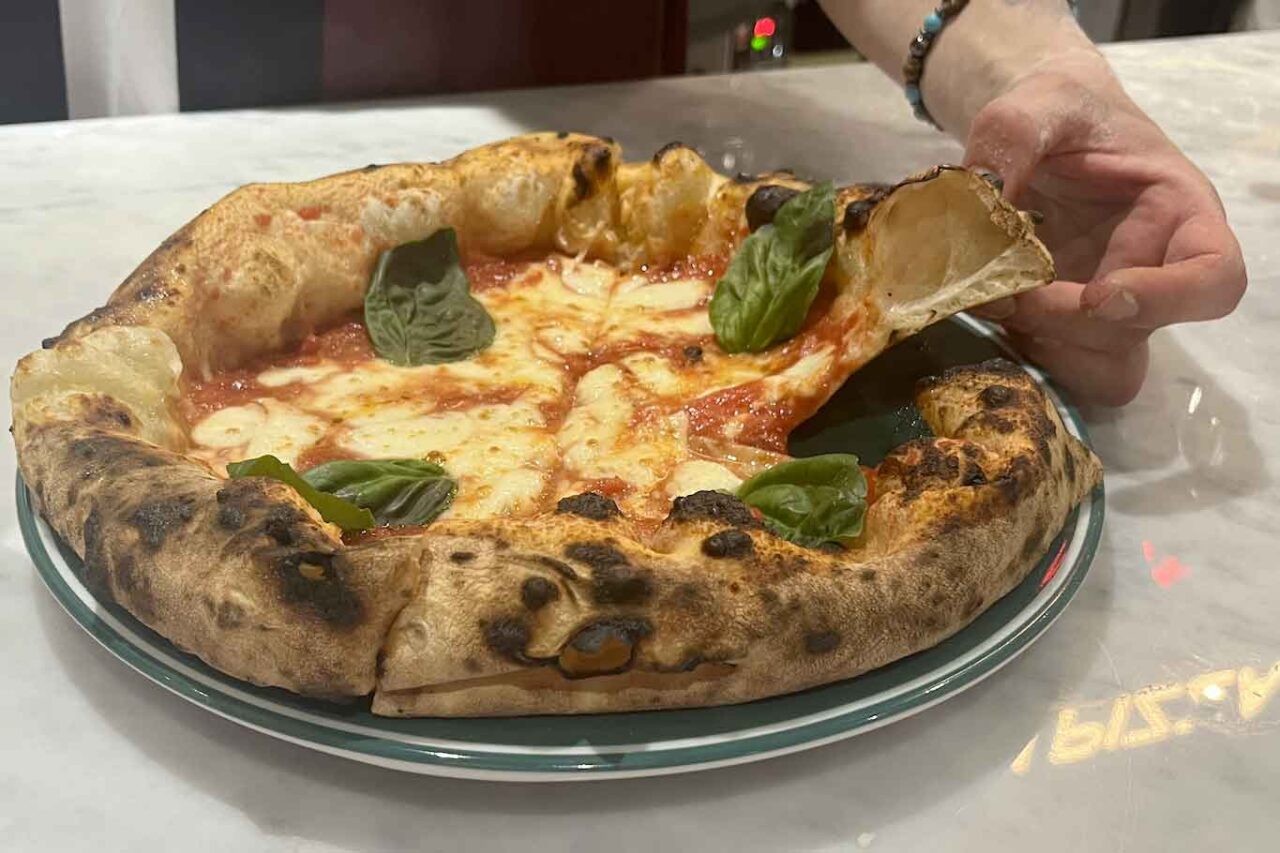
[962,74,1091,202]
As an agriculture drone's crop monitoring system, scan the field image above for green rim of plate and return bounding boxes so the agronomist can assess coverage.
[17,317,1106,780]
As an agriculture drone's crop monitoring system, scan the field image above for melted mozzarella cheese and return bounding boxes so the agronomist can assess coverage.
[257,364,340,388]
[486,259,615,360]
[558,365,686,489]
[340,399,556,518]
[761,348,836,400]
[600,277,714,344]
[664,460,742,497]
[190,399,326,466]
[620,352,685,399]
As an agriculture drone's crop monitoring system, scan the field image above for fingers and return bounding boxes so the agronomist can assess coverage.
[1082,214,1247,327]
[974,282,1151,353]
[963,97,1045,202]
[1009,333,1150,407]
[963,73,1098,202]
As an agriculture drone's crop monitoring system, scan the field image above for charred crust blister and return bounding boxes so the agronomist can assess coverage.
[668,490,759,528]
[483,617,534,664]
[213,598,247,629]
[701,529,755,559]
[449,551,476,564]
[80,508,111,597]
[82,397,134,431]
[273,551,361,627]
[217,504,246,530]
[130,496,196,550]
[555,492,621,521]
[520,576,560,611]
[264,505,305,546]
[841,194,885,234]
[571,163,592,201]
[652,141,689,164]
[114,555,156,619]
[596,567,651,605]
[564,540,628,569]
[559,618,652,678]
[804,630,840,655]
[978,384,1015,409]
[745,184,802,232]
[516,553,580,580]
[564,541,651,604]
[568,617,651,652]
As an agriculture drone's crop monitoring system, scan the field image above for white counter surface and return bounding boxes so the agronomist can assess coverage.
[1,31,1277,853]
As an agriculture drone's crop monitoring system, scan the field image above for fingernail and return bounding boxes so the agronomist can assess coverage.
[971,297,1017,320]
[973,169,1004,191]
[1089,288,1139,322]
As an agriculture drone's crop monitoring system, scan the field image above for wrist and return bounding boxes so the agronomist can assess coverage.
[921,4,1103,134]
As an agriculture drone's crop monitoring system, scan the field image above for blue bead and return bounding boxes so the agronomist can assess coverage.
[905,84,922,105]
[923,12,943,34]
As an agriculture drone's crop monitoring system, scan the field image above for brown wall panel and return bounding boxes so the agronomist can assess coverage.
[322,0,687,100]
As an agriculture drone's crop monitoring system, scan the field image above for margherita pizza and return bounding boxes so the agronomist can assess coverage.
[11,133,1101,716]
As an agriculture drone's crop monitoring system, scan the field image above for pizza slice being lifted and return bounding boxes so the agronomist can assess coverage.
[11,133,1100,715]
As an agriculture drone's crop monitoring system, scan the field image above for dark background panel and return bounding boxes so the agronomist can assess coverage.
[0,0,68,124]
[321,0,687,102]
[176,0,325,111]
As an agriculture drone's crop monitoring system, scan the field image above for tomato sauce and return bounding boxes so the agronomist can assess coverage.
[293,434,362,471]
[464,250,559,292]
[586,334,711,372]
[279,320,377,367]
[637,253,729,283]
[182,320,377,419]
[683,383,799,454]
[343,525,428,545]
[182,370,271,420]
[575,477,630,499]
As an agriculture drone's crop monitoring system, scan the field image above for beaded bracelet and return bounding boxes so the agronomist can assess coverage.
[902,0,969,128]
[903,0,1082,128]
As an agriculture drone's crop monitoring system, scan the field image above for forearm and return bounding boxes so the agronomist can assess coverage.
[818,0,1100,135]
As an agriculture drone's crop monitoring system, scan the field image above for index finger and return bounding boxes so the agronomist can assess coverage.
[1082,212,1246,328]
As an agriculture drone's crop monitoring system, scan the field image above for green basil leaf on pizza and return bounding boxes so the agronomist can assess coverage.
[301,459,456,527]
[364,227,496,366]
[709,182,836,353]
[736,453,867,548]
[226,455,376,532]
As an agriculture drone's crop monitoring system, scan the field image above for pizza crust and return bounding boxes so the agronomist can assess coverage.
[10,133,1093,714]
[372,360,1100,716]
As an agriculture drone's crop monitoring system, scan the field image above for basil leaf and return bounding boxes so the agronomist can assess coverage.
[769,181,837,266]
[365,228,496,366]
[227,455,375,532]
[736,453,867,548]
[301,459,456,527]
[709,182,836,353]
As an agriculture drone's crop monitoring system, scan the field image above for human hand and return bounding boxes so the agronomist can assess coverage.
[964,51,1246,405]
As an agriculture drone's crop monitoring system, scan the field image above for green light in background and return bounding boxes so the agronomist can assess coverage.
[750,35,767,51]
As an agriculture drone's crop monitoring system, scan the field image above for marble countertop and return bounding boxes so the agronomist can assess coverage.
[2,31,1277,853]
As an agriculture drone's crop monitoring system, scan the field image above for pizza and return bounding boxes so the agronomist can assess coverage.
[10,133,1101,716]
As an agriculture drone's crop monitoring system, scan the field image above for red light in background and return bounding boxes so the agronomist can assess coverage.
[754,17,777,38]
[1142,539,1190,588]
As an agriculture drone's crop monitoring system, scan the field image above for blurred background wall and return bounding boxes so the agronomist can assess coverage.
[2,0,1276,124]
